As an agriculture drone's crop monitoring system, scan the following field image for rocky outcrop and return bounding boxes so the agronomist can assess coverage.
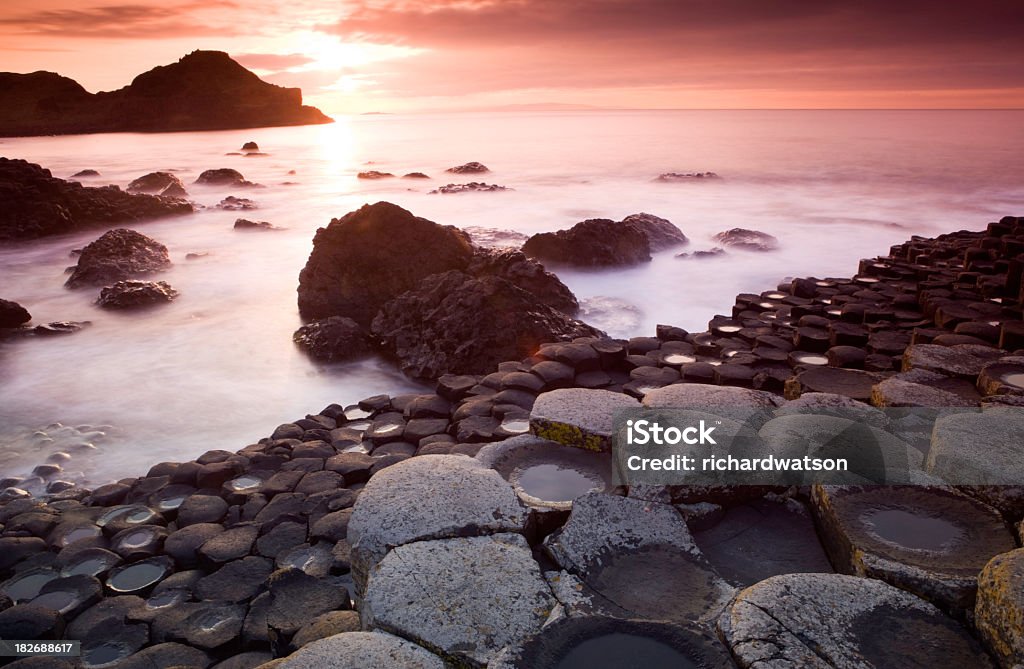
[0,298,31,328]
[621,212,688,250]
[371,271,602,379]
[65,229,171,288]
[297,202,475,326]
[292,316,371,362]
[429,182,509,194]
[356,171,393,179]
[522,218,651,267]
[713,227,779,251]
[96,280,179,309]
[657,171,719,181]
[445,162,489,174]
[0,50,332,137]
[0,158,193,241]
[126,172,185,196]
[467,248,579,314]
[195,168,258,188]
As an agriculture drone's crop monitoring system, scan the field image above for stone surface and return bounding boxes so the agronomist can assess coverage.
[292,316,370,362]
[976,548,1024,668]
[297,201,474,325]
[712,227,779,251]
[280,631,445,669]
[64,228,172,288]
[467,248,579,314]
[97,280,178,309]
[127,172,185,195]
[928,408,1024,484]
[347,455,527,594]
[362,534,554,667]
[523,218,652,267]
[529,388,639,452]
[0,158,192,241]
[642,383,783,427]
[872,374,980,408]
[812,485,1016,614]
[621,212,689,251]
[904,344,995,379]
[720,573,996,668]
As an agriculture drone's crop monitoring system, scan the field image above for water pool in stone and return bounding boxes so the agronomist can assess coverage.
[156,495,186,511]
[793,354,829,366]
[663,354,696,365]
[500,419,530,434]
[1,569,59,601]
[64,555,116,578]
[119,529,156,549]
[107,561,167,593]
[515,464,601,503]
[555,633,700,669]
[346,420,372,432]
[1001,372,1024,389]
[228,475,262,491]
[717,325,742,333]
[862,509,966,551]
[61,526,101,545]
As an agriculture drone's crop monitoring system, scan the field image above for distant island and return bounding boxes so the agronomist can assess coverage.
[0,50,333,137]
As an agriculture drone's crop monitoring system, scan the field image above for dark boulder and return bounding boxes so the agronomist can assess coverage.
[233,218,276,231]
[713,228,779,252]
[65,229,171,288]
[445,162,489,174]
[522,218,651,267]
[72,169,100,178]
[241,141,259,151]
[0,298,31,328]
[293,316,371,362]
[677,247,725,259]
[195,168,257,187]
[621,212,688,251]
[217,196,256,210]
[127,172,184,195]
[159,182,187,198]
[372,271,602,379]
[357,171,394,179]
[297,202,474,326]
[468,248,579,314]
[429,182,510,194]
[96,280,178,309]
[0,158,192,241]
[656,171,720,181]
[402,172,430,179]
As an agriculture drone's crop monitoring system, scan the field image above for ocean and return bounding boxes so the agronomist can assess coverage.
[1,109,1022,487]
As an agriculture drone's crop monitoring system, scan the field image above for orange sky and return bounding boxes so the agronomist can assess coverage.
[2,0,1023,114]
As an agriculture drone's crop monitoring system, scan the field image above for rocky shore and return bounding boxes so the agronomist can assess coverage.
[1,216,1024,668]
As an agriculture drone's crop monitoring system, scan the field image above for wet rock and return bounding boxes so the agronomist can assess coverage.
[460,226,527,248]
[904,343,997,379]
[28,574,102,618]
[522,218,651,267]
[712,227,779,251]
[198,524,258,565]
[72,169,100,178]
[0,537,47,571]
[693,497,833,586]
[105,556,174,596]
[281,631,444,669]
[0,298,31,328]
[0,604,64,639]
[289,610,361,649]
[813,485,1016,614]
[446,161,489,174]
[356,170,394,179]
[348,455,526,594]
[976,548,1024,667]
[266,568,350,636]
[720,573,996,668]
[468,247,579,314]
[402,172,430,179]
[177,495,229,527]
[217,196,256,210]
[65,228,171,288]
[195,168,258,187]
[171,602,247,651]
[676,247,725,259]
[113,642,211,669]
[784,367,882,402]
[194,556,273,603]
[234,218,277,230]
[0,157,193,241]
[529,388,639,452]
[428,182,510,194]
[978,358,1024,396]
[292,316,370,362]
[127,171,185,195]
[656,171,719,181]
[372,270,600,379]
[642,383,783,427]
[362,534,553,667]
[110,524,168,559]
[929,408,1024,484]
[96,280,178,309]
[621,212,689,250]
[872,373,980,408]
[297,202,474,325]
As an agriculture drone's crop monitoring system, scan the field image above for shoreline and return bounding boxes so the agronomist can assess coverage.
[0,216,1022,667]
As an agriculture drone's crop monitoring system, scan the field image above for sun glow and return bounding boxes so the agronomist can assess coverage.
[286,32,422,72]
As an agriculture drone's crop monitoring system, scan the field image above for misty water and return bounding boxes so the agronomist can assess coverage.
[1,110,1022,488]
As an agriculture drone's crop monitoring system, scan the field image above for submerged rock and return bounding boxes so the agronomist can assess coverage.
[216,196,257,210]
[428,182,510,194]
[72,169,100,178]
[401,172,430,179]
[356,170,394,179]
[293,316,371,362]
[127,172,184,195]
[461,226,528,248]
[621,212,689,250]
[97,281,178,310]
[241,141,259,151]
[65,229,171,288]
[676,247,725,259]
[0,158,192,241]
[713,227,779,251]
[0,298,31,328]
[656,171,720,181]
[445,161,490,174]
[233,218,277,230]
[297,201,474,325]
[468,247,579,314]
[371,270,600,379]
[523,218,651,267]
[195,168,258,188]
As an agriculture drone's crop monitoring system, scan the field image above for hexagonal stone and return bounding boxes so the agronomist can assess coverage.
[280,631,444,669]
[720,573,996,668]
[362,534,554,667]
[783,367,883,402]
[903,344,1003,379]
[529,389,639,451]
[872,374,980,408]
[928,408,1024,484]
[347,455,526,595]
[812,485,1017,615]
[642,383,783,428]
[543,493,734,624]
[976,548,1024,668]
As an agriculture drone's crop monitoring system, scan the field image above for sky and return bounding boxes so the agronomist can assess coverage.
[1,0,1023,114]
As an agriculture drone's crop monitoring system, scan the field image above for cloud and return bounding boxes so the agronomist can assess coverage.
[234,52,315,71]
[0,1,242,39]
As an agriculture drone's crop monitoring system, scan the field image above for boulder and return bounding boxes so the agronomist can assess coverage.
[96,280,178,309]
[233,218,276,230]
[361,534,554,667]
[522,218,651,267]
[195,168,257,187]
[720,573,996,668]
[127,172,185,195]
[293,316,371,362]
[281,631,445,669]
[445,161,489,174]
[241,141,259,151]
[675,246,726,259]
[467,247,579,314]
[348,455,527,594]
[65,229,171,288]
[0,298,31,328]
[529,389,639,452]
[621,212,688,250]
[712,227,779,251]
[0,158,192,241]
[371,271,600,379]
[976,548,1024,668]
[297,202,474,325]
